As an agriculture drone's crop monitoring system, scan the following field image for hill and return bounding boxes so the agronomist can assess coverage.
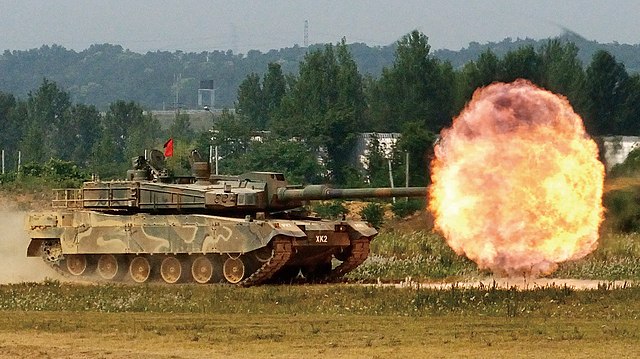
[1,32,639,110]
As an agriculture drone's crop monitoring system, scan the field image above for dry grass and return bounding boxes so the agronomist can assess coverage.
[0,310,637,358]
[0,281,639,358]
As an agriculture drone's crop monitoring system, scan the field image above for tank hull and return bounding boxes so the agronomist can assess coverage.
[26,210,377,285]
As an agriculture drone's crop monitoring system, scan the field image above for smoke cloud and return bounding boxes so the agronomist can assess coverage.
[0,201,62,284]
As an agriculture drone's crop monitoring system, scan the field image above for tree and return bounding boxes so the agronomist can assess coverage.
[499,45,544,84]
[394,122,437,186]
[460,49,500,102]
[0,92,23,171]
[618,74,640,134]
[125,111,161,162]
[362,133,390,187]
[236,73,264,127]
[539,40,587,114]
[63,104,102,166]
[239,138,324,184]
[91,100,158,177]
[584,50,629,135]
[368,30,455,134]
[274,40,365,185]
[168,112,195,143]
[261,62,287,129]
[21,79,71,162]
[210,111,253,174]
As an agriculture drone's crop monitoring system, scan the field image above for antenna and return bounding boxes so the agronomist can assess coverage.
[174,73,182,111]
[304,20,309,47]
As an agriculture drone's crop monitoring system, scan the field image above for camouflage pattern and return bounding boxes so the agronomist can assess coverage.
[26,211,377,257]
[24,153,424,284]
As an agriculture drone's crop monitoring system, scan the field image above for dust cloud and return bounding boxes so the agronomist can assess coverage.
[0,203,62,284]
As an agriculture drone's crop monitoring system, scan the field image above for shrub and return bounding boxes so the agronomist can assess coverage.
[610,147,640,178]
[391,198,425,218]
[602,188,640,232]
[312,200,349,219]
[360,202,385,228]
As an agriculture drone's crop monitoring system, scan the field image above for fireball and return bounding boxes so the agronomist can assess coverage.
[429,80,604,276]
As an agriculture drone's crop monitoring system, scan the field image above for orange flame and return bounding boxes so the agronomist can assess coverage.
[428,80,604,276]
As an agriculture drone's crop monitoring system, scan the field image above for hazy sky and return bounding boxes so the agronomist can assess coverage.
[1,0,638,54]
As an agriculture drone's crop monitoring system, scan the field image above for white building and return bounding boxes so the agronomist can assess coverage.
[600,136,640,172]
[354,133,401,170]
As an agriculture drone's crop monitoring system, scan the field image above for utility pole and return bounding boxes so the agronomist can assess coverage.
[205,107,219,175]
[405,152,409,187]
[304,20,309,47]
[388,159,396,204]
[174,73,182,111]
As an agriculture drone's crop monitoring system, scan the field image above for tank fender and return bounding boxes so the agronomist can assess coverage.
[26,239,47,257]
[265,221,307,239]
[346,220,378,238]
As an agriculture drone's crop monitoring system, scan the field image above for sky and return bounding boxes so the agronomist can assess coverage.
[1,0,639,54]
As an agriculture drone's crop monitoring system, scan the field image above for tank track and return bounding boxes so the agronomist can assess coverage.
[40,241,74,280]
[241,237,293,286]
[328,237,371,281]
[37,236,367,286]
[44,260,70,279]
[37,238,297,286]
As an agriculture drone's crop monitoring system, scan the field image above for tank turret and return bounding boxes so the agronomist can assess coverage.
[26,150,428,286]
[59,155,426,216]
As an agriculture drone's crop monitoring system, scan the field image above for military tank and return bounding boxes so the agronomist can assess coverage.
[25,150,427,286]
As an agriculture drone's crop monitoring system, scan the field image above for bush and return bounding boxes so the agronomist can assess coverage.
[391,198,425,218]
[0,172,17,184]
[610,147,640,178]
[312,201,349,219]
[1,158,89,189]
[602,188,640,232]
[360,202,385,228]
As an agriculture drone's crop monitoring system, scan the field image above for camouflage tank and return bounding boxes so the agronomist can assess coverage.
[25,150,427,286]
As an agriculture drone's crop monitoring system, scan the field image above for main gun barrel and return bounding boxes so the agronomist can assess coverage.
[276,185,427,202]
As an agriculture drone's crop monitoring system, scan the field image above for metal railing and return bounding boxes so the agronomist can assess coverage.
[52,189,84,209]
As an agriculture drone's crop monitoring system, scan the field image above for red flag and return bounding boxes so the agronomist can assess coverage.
[163,138,174,157]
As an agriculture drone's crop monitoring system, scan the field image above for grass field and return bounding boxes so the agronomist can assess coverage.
[2,185,640,358]
[0,282,638,358]
[349,229,640,282]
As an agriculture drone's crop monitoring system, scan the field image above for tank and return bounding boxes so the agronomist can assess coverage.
[25,150,427,286]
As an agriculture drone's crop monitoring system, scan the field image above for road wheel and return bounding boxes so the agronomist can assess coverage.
[160,256,185,284]
[66,255,88,276]
[129,256,152,283]
[223,257,245,284]
[191,255,214,284]
[96,254,122,280]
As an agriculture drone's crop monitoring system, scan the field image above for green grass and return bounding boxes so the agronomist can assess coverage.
[1,281,638,319]
[352,230,640,281]
[349,231,481,281]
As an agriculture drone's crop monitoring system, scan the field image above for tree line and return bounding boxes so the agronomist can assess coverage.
[1,32,639,111]
[231,32,640,186]
[1,31,639,187]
